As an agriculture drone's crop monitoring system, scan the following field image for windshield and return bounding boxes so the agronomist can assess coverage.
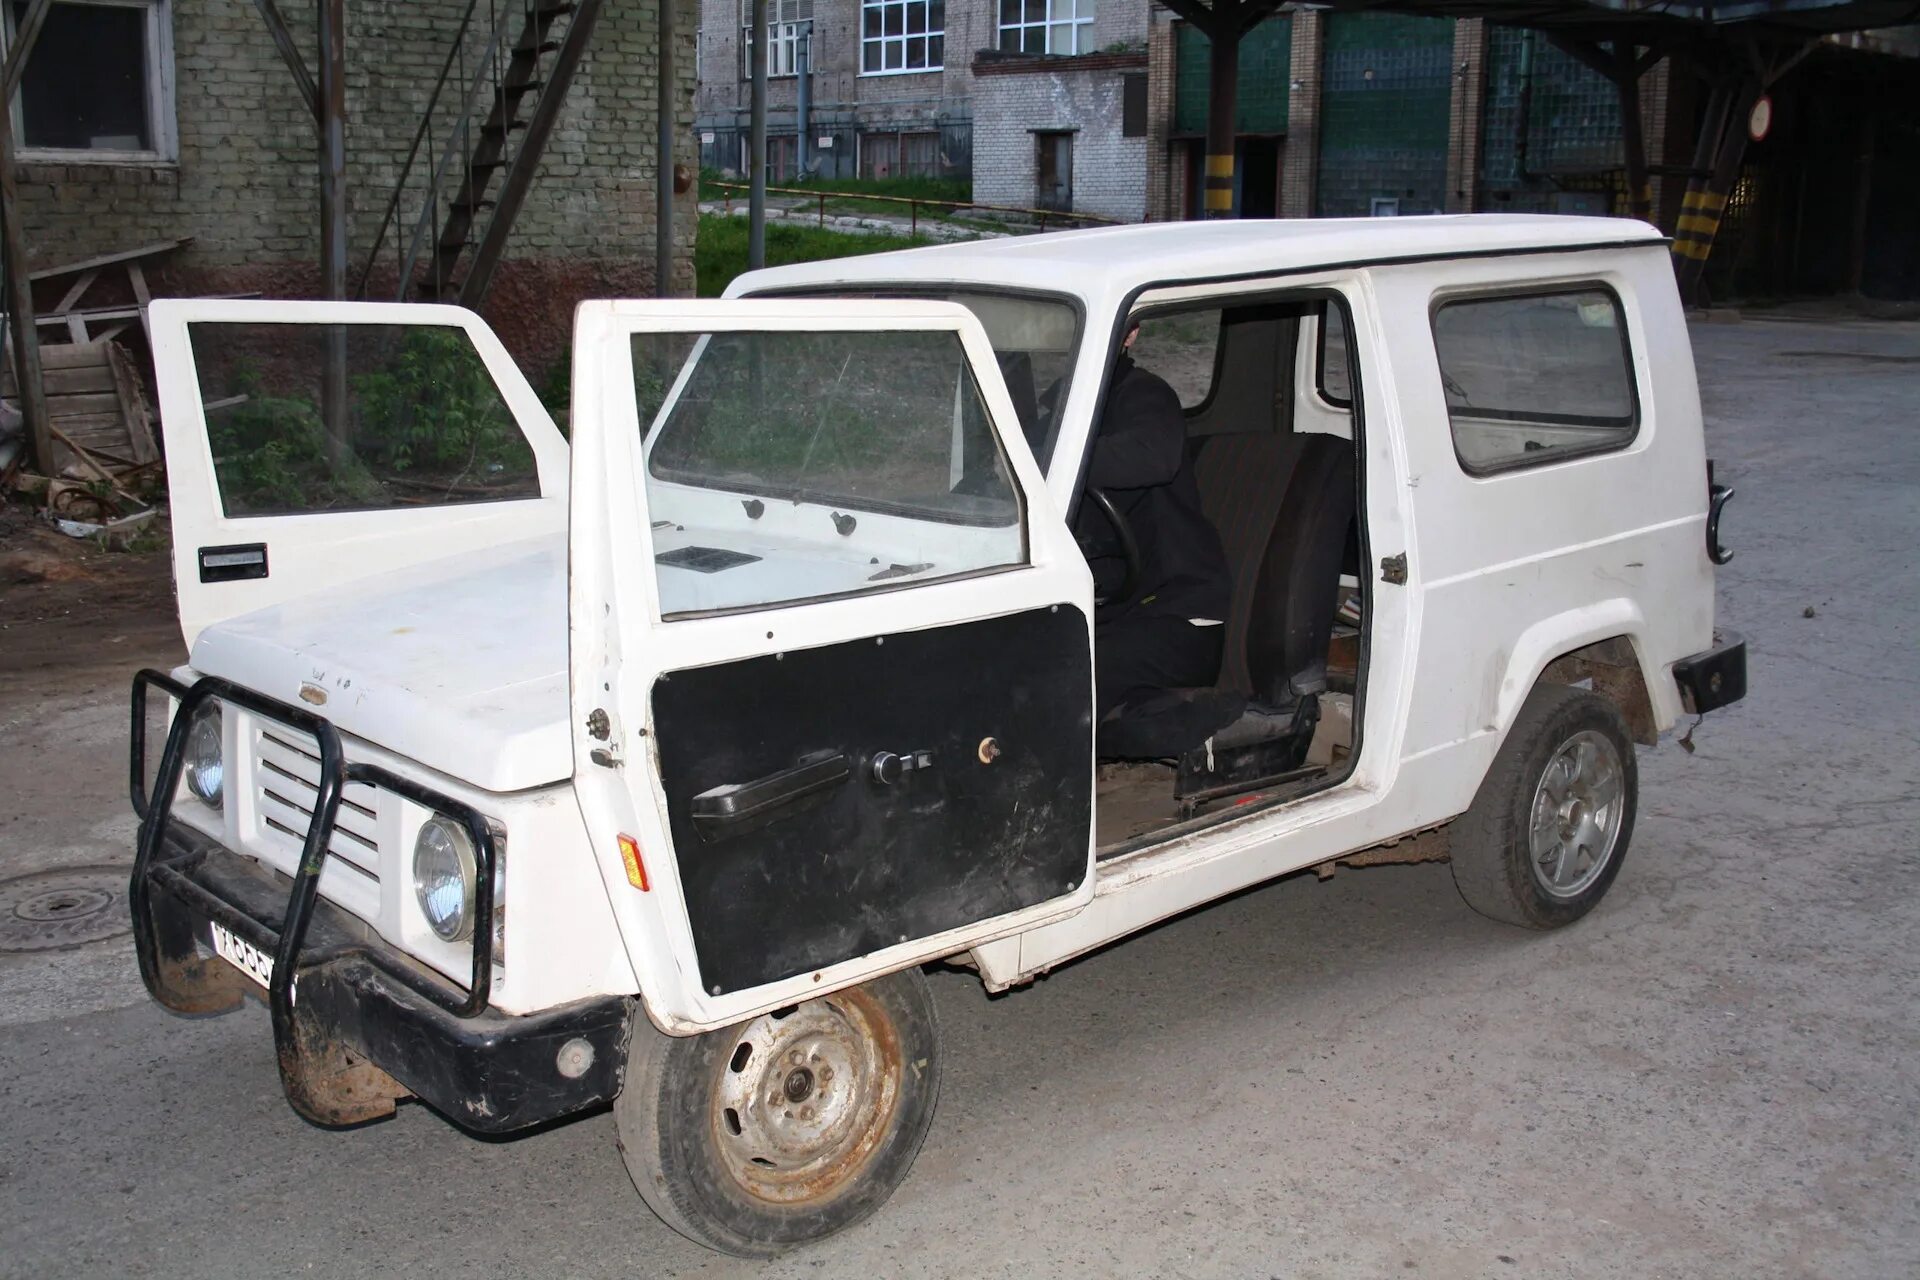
[757,289,1080,464]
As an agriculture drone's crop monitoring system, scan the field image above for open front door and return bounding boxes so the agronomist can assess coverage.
[147,299,566,650]
[569,300,1095,1033]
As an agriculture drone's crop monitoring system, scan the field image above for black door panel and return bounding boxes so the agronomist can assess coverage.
[652,605,1093,995]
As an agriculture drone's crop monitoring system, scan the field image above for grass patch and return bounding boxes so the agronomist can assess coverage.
[695,213,931,297]
[701,172,973,222]
[701,169,969,204]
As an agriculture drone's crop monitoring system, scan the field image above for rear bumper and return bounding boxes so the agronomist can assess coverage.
[1672,630,1747,716]
[130,669,631,1135]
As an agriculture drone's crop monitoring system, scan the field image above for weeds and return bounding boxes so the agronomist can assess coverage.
[695,214,929,297]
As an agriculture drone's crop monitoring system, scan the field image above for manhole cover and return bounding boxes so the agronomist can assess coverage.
[0,867,132,953]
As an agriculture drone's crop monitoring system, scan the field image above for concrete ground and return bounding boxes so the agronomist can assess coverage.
[1,316,1916,1279]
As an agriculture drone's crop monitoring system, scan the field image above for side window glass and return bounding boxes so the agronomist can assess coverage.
[1127,309,1224,409]
[1432,288,1637,473]
[1316,304,1352,407]
[635,328,1026,617]
[187,322,540,517]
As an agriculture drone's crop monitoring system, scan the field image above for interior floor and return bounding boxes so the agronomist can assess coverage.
[1095,689,1356,853]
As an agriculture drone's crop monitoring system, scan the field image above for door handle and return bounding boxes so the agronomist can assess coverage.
[690,752,850,841]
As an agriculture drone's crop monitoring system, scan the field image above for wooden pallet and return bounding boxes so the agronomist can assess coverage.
[1,340,157,478]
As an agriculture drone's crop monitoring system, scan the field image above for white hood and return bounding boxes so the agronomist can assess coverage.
[188,534,572,792]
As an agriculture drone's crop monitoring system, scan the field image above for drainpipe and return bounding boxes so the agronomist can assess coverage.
[1514,28,1535,183]
[796,25,811,178]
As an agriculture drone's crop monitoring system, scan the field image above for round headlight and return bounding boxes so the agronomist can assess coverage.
[183,703,224,808]
[413,817,477,942]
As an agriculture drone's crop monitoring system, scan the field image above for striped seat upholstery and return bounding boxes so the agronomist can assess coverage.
[1192,432,1312,696]
[1192,430,1354,704]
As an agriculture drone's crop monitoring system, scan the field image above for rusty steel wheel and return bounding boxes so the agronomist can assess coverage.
[614,969,941,1258]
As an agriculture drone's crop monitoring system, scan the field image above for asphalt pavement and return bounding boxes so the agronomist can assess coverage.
[1,315,1915,1279]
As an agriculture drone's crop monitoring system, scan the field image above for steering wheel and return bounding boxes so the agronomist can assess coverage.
[1081,486,1141,608]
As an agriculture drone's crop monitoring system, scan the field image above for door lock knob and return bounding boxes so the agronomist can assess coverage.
[870,750,933,785]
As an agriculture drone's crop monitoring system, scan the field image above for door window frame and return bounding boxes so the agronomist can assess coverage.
[587,301,1066,629]
[1428,280,1641,478]
[1078,282,1373,855]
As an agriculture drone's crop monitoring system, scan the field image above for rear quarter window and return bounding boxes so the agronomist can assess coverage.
[1431,287,1637,475]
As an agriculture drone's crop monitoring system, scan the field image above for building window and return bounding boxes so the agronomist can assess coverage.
[862,0,943,75]
[5,0,176,161]
[740,0,811,79]
[860,130,941,179]
[998,0,1093,56]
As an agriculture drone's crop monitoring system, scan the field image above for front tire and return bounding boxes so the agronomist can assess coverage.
[614,969,941,1258]
[1450,683,1638,929]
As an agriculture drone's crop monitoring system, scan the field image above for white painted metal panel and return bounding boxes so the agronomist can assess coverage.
[146,298,568,652]
[566,298,1097,1034]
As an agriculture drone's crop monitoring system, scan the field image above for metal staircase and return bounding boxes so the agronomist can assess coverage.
[357,0,605,309]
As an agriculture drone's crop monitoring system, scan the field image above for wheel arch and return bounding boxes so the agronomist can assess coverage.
[1493,601,1675,754]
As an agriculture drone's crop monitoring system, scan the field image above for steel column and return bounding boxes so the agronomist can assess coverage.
[317,0,349,464]
[748,0,769,269]
[657,0,676,297]
[0,0,51,475]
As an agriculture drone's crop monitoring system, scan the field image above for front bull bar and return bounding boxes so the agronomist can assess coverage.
[129,669,499,1124]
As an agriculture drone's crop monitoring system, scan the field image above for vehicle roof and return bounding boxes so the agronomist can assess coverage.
[730,215,1667,300]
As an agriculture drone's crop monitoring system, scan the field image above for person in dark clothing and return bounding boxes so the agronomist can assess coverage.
[1076,329,1234,731]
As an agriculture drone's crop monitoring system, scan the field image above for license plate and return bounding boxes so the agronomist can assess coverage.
[210,920,293,1001]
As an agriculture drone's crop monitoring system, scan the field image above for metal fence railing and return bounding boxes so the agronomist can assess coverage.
[702,181,1124,236]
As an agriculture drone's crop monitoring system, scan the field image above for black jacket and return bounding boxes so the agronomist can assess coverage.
[1074,355,1231,626]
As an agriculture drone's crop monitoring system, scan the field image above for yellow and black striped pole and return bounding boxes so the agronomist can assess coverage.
[1203,15,1240,219]
[1673,185,1727,267]
[1204,152,1235,215]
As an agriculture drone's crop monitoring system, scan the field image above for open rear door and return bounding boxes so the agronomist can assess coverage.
[568,299,1095,1033]
[147,299,566,649]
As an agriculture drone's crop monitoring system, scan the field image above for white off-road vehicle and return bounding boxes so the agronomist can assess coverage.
[130,216,1745,1256]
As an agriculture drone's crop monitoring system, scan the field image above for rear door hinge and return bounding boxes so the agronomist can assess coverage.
[1380,552,1408,585]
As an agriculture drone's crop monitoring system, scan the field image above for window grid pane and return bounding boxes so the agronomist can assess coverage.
[996,0,1093,56]
[860,0,945,74]
[14,0,156,153]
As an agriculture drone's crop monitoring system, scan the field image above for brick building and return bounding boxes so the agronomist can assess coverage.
[7,0,698,378]
[695,0,982,181]
[693,0,1150,200]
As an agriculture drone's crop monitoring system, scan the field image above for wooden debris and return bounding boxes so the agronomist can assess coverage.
[2,340,157,483]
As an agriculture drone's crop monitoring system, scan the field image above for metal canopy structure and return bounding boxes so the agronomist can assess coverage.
[1324,0,1920,31]
[1313,0,1920,292]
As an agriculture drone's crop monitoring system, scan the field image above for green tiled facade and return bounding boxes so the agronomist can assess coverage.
[1478,25,1623,212]
[1172,16,1292,136]
[1314,12,1452,215]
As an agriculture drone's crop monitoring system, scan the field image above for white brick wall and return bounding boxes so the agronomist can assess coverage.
[972,59,1147,220]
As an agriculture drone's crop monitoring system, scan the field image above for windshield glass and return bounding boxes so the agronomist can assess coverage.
[640,328,1019,528]
[186,321,540,516]
[759,289,1080,463]
[633,325,1028,617]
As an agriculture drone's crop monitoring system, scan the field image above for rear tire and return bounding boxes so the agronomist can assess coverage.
[1450,682,1638,929]
[614,969,941,1258]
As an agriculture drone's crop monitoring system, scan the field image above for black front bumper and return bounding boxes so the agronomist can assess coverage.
[130,670,631,1134]
[1673,630,1748,716]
